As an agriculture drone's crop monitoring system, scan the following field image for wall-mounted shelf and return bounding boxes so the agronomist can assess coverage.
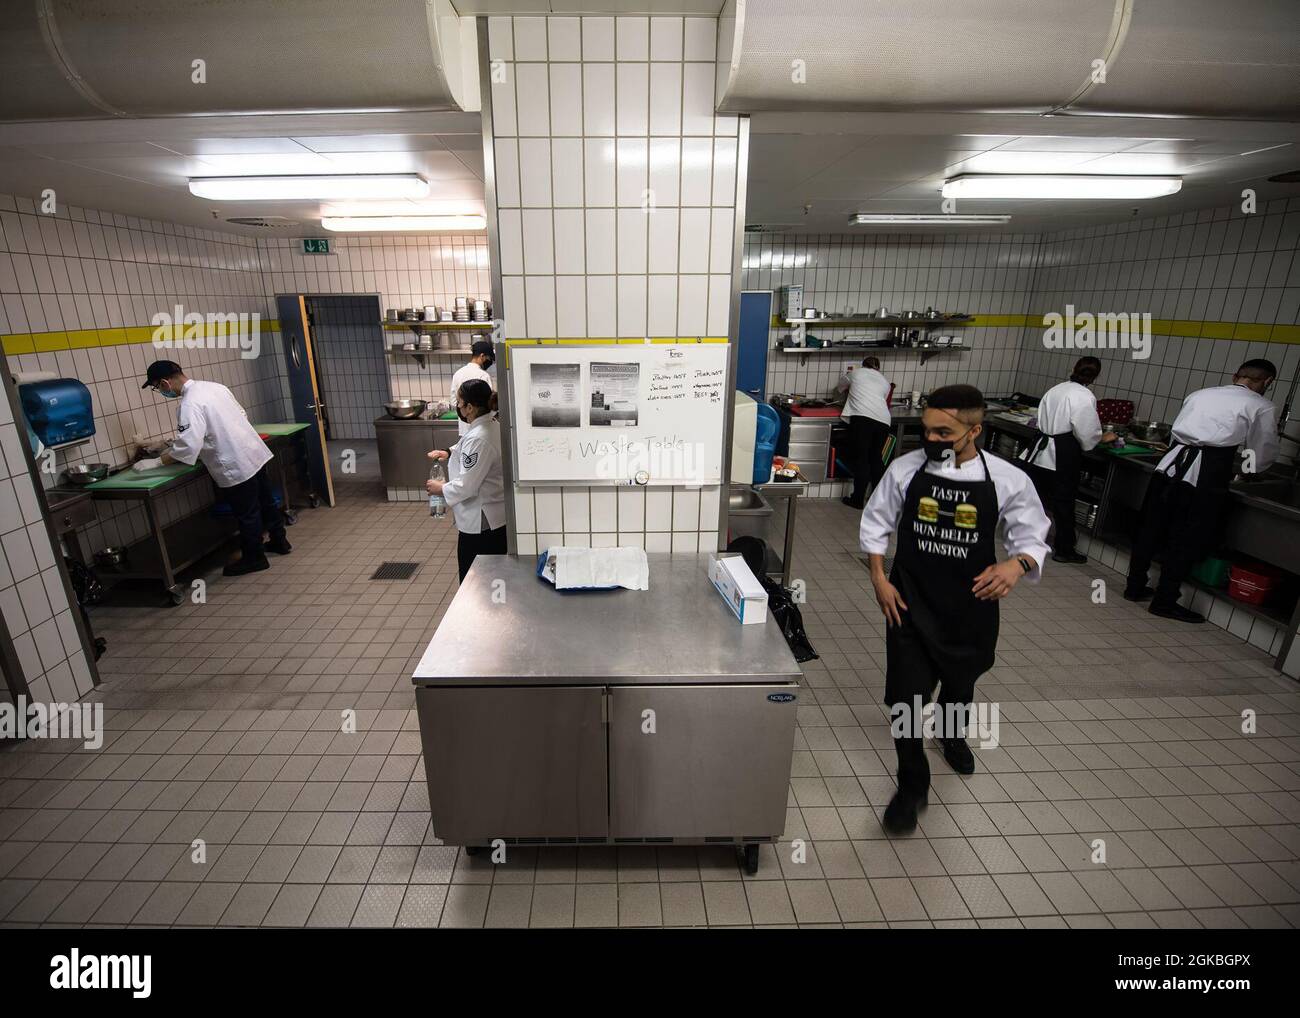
[382,321,492,331]
[785,315,973,328]
[386,347,474,368]
[778,345,969,365]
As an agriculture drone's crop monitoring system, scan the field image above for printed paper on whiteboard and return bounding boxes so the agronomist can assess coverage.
[530,362,580,428]
[589,361,639,427]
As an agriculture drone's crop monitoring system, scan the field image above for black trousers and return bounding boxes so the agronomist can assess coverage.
[223,464,286,562]
[848,416,891,503]
[1029,462,1079,556]
[457,525,508,582]
[1127,474,1227,606]
[885,618,978,799]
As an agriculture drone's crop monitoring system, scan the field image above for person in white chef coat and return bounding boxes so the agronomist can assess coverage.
[837,355,893,509]
[426,378,507,582]
[138,360,289,577]
[860,384,1051,835]
[449,340,496,436]
[1019,356,1117,563]
[1126,359,1279,622]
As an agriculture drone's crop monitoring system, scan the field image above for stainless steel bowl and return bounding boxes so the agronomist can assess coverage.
[94,546,127,569]
[64,463,109,486]
[383,399,428,420]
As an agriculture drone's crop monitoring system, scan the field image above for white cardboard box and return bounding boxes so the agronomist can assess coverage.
[708,553,768,625]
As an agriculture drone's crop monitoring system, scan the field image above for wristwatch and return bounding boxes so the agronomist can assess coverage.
[1016,556,1033,574]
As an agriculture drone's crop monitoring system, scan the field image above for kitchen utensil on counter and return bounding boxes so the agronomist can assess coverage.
[401,308,421,322]
[873,306,891,318]
[383,399,429,420]
[902,309,922,320]
[64,463,109,486]
[385,308,399,323]
[472,299,491,322]
[435,331,453,350]
[802,307,817,319]
[1129,420,1172,444]
[423,305,439,322]
[924,307,941,319]
[94,547,127,570]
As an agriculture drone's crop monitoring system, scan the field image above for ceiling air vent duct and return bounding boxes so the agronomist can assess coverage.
[717,0,1300,121]
[0,0,476,121]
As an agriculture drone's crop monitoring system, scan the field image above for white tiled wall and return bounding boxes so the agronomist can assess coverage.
[743,232,1042,402]
[487,14,742,553]
[0,193,287,559]
[1016,199,1300,428]
[258,235,492,410]
[0,380,95,704]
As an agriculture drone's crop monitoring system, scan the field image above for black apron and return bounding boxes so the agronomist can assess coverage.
[886,450,1000,696]
[1163,442,1236,491]
[1027,430,1082,483]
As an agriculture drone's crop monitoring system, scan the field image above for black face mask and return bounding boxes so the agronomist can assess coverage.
[482,356,495,370]
[923,428,972,464]
[456,405,468,423]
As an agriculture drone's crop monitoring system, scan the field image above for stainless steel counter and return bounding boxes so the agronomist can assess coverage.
[410,554,801,870]
[413,554,801,685]
[375,415,460,489]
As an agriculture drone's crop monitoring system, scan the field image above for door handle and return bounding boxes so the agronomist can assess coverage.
[307,401,324,411]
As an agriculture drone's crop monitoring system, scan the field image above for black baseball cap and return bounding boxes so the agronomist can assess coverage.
[142,360,183,388]
[471,340,494,357]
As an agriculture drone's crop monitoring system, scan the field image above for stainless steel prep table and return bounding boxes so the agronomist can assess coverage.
[411,553,802,873]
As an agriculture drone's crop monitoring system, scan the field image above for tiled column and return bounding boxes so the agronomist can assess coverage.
[485,14,745,554]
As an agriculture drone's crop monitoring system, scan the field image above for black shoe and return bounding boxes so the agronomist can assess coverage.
[223,555,270,577]
[264,538,292,555]
[1123,585,1155,602]
[882,790,927,835]
[1052,551,1088,564]
[1149,602,1205,623]
[841,496,865,509]
[941,737,976,774]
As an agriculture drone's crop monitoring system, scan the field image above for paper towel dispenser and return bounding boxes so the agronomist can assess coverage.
[19,378,95,449]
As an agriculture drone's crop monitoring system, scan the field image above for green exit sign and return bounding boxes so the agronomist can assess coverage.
[302,238,330,255]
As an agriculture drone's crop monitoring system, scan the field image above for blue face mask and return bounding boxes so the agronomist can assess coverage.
[160,387,179,399]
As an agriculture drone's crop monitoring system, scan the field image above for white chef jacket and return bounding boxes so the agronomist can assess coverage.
[1019,380,1103,471]
[443,415,506,534]
[450,361,493,436]
[838,367,892,425]
[169,379,271,488]
[1155,383,1279,486]
[860,448,1052,581]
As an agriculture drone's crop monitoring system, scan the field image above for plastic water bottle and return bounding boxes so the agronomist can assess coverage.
[428,459,447,518]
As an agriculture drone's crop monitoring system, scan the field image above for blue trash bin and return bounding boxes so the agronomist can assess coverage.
[754,404,779,484]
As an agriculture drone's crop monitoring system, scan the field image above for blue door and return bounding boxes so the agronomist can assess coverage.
[736,291,772,402]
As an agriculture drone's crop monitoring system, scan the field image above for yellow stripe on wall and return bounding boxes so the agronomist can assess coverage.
[1,319,283,358]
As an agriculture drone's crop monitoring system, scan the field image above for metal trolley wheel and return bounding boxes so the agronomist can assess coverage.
[168,585,186,607]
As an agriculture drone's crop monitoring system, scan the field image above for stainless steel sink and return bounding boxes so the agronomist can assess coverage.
[728,487,770,513]
[1231,477,1300,510]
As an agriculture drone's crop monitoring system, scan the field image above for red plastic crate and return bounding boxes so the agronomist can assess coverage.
[1227,563,1278,606]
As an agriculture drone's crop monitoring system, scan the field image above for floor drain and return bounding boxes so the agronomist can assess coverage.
[370,561,420,580]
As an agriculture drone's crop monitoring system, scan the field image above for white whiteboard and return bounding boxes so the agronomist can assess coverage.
[510,344,730,485]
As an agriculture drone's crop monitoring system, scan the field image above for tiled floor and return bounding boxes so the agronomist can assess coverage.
[1,483,1297,928]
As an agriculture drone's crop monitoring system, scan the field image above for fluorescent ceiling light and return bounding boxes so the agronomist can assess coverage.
[188,174,429,200]
[320,215,487,232]
[850,214,1011,225]
[942,174,1181,200]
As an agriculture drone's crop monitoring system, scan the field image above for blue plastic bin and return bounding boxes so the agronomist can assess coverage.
[754,403,780,484]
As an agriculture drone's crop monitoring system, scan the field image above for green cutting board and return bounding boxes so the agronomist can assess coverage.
[252,422,312,436]
[1103,444,1160,457]
[86,463,201,491]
